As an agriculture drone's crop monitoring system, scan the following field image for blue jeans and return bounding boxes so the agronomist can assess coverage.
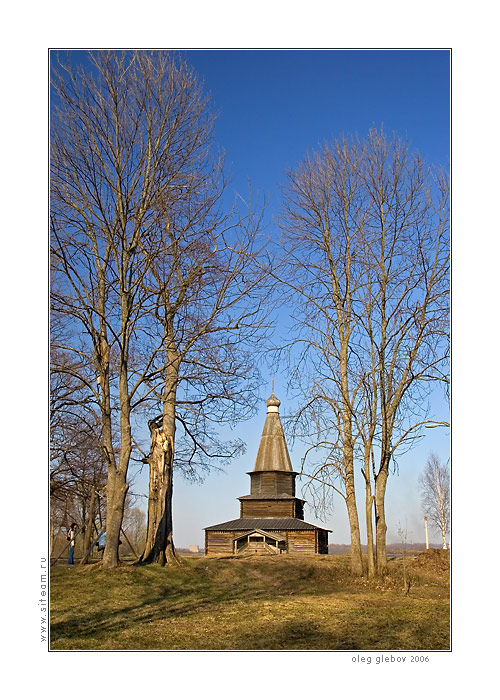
[68,545,75,565]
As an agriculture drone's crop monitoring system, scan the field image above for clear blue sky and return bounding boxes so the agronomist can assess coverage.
[123,49,451,547]
[185,49,449,198]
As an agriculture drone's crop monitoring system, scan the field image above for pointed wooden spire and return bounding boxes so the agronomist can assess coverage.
[253,390,293,472]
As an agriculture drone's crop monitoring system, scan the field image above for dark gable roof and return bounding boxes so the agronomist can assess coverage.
[204,517,331,532]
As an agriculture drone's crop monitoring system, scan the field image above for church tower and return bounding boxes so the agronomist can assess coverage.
[204,391,330,555]
[238,391,305,520]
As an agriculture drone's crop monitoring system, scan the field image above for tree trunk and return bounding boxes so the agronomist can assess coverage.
[436,474,448,549]
[139,356,180,566]
[80,487,97,562]
[362,470,375,578]
[101,306,134,568]
[374,465,389,575]
[140,424,178,565]
[346,496,363,575]
[97,297,126,569]
[101,473,129,568]
[344,462,363,575]
[339,337,363,575]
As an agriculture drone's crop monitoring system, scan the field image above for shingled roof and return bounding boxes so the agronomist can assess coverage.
[253,392,293,472]
[204,517,331,532]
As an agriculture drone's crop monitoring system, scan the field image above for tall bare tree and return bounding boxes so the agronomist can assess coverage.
[360,130,449,572]
[52,51,223,567]
[278,129,449,575]
[278,137,368,574]
[419,453,450,549]
[137,191,269,565]
[51,50,270,567]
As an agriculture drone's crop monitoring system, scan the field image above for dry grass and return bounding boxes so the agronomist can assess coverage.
[50,552,449,650]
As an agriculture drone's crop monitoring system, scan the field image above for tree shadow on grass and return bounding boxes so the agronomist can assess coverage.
[50,561,354,645]
[50,582,285,645]
[50,593,225,645]
[232,612,450,651]
[234,619,351,650]
[50,588,449,650]
[50,558,449,649]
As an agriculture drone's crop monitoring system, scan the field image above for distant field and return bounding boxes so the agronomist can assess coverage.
[50,551,449,651]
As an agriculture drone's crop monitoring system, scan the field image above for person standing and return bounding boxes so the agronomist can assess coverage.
[67,523,77,565]
[97,531,106,558]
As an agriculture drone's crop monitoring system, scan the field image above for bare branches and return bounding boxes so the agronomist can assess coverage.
[419,453,450,549]
[51,50,258,567]
[277,128,449,574]
[51,51,274,568]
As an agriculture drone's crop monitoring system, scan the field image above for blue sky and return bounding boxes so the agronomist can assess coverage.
[122,49,451,547]
[185,49,450,195]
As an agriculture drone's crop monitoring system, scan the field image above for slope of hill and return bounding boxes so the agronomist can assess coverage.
[50,552,449,650]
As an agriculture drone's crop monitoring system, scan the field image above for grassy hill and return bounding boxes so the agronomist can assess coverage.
[50,551,449,650]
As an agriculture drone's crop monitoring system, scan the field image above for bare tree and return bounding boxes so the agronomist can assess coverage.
[51,50,270,568]
[50,336,108,556]
[419,452,450,549]
[137,192,270,565]
[278,129,449,576]
[51,50,225,567]
[278,136,368,574]
[359,131,449,572]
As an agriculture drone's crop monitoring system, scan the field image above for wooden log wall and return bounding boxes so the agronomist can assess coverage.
[286,531,317,554]
[206,528,328,555]
[240,499,296,518]
[206,531,235,555]
[250,472,295,496]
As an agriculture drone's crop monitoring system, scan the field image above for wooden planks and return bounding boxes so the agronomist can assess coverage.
[241,499,296,518]
[206,526,328,555]
[206,531,235,554]
[287,531,317,554]
[249,471,295,497]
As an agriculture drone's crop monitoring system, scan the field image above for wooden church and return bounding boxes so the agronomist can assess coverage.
[204,391,330,555]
